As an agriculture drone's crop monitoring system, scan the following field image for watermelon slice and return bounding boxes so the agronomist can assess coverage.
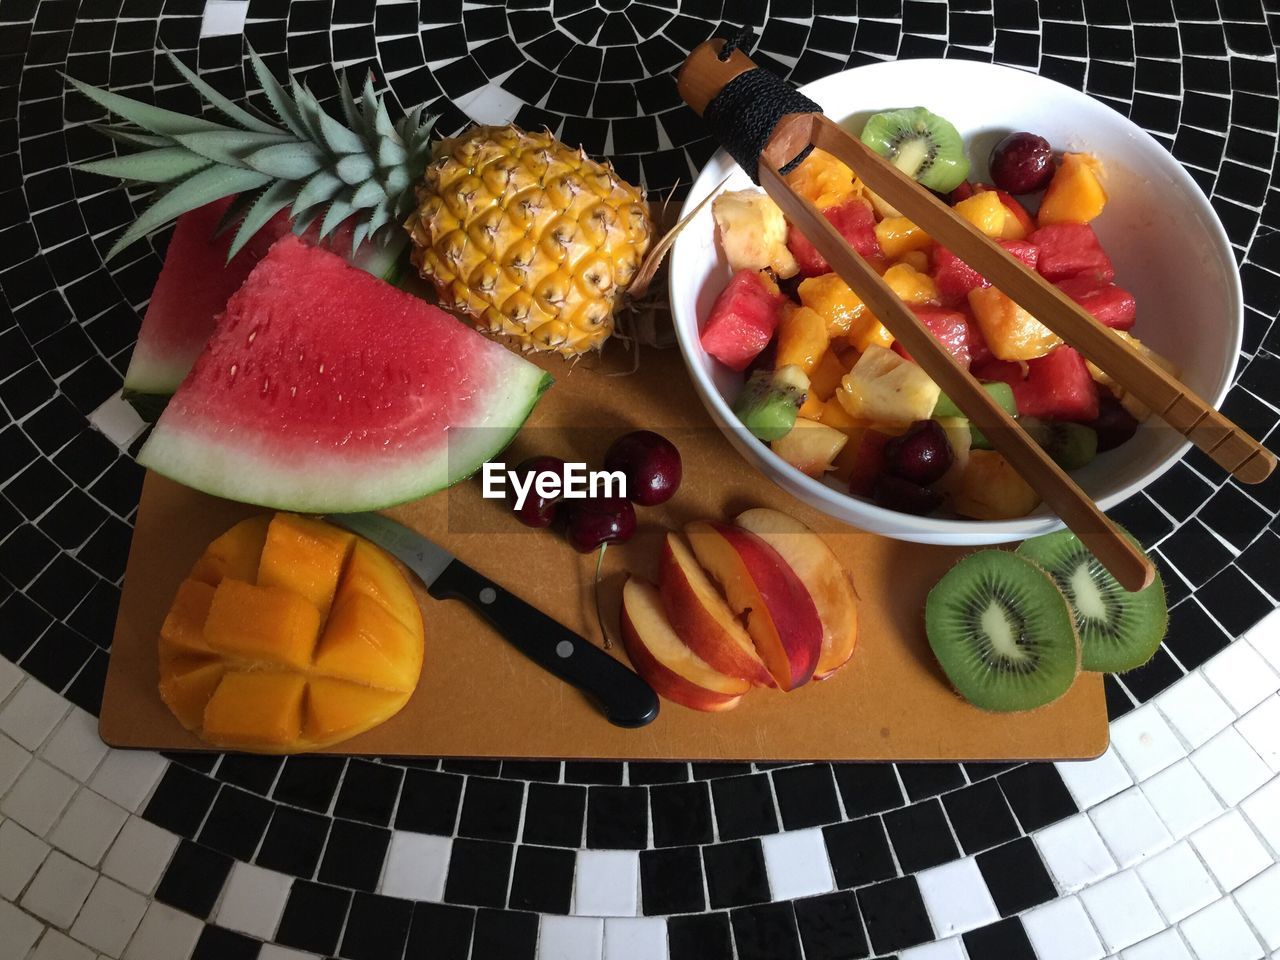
[975,347,1099,422]
[786,198,881,275]
[932,240,1039,303]
[1028,223,1115,283]
[136,235,551,512]
[700,269,788,371]
[891,306,973,368]
[1054,277,1136,330]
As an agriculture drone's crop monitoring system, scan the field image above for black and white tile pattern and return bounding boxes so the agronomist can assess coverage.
[2,1,1280,958]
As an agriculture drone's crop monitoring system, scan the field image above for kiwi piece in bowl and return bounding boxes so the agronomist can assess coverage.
[861,106,970,193]
[1017,527,1167,673]
[925,550,1080,712]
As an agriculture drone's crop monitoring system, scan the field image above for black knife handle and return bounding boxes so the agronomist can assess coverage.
[427,560,660,729]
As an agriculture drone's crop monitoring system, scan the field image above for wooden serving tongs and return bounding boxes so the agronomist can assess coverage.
[677,39,1275,593]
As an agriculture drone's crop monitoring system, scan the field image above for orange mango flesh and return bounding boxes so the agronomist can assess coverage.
[156,512,425,753]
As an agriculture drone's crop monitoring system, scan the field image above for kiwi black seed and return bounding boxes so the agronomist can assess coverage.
[925,550,1080,712]
[860,106,971,193]
[1017,526,1167,673]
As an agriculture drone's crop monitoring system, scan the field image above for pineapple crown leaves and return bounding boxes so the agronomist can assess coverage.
[68,47,437,262]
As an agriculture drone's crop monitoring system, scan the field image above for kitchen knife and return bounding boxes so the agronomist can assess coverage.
[327,512,660,729]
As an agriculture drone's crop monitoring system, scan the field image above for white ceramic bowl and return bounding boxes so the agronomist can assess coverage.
[669,58,1242,545]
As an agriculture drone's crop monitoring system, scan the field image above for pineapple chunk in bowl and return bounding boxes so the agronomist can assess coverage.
[669,58,1242,546]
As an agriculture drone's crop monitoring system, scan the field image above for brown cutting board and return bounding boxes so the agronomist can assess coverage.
[101,345,1106,761]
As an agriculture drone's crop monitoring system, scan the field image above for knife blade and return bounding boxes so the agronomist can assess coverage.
[327,513,660,729]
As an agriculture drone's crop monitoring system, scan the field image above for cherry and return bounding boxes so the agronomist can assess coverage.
[1089,394,1140,451]
[989,132,1055,195]
[872,476,943,516]
[564,496,637,553]
[883,420,954,486]
[604,430,683,506]
[507,455,566,528]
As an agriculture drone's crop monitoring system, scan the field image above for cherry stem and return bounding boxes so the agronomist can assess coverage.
[594,542,612,649]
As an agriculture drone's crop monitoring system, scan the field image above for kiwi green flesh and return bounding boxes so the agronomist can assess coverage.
[925,550,1080,712]
[1017,528,1167,673]
[933,382,1016,449]
[735,368,806,442]
[860,107,970,193]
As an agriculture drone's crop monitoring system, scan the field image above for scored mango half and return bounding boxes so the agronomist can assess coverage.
[157,512,425,753]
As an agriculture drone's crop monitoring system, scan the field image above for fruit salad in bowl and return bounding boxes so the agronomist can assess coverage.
[669,58,1242,545]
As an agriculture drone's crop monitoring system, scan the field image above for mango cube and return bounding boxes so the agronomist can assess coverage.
[967,286,1062,361]
[953,191,1009,239]
[202,672,306,749]
[257,513,356,617]
[203,579,322,669]
[952,450,1041,520]
[883,263,939,304]
[304,677,407,743]
[159,578,216,658]
[1037,153,1107,225]
[874,217,932,260]
[158,659,224,732]
[339,541,422,632]
[798,273,865,336]
[189,514,270,586]
[314,592,423,693]
[784,148,858,208]
[775,305,830,375]
[807,349,850,402]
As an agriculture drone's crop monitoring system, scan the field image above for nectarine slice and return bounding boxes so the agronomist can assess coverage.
[734,509,858,680]
[621,578,750,712]
[684,520,823,690]
[189,514,271,586]
[203,579,322,669]
[659,533,774,687]
[257,513,356,617]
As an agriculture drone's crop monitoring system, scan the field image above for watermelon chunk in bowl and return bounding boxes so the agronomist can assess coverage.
[136,235,551,513]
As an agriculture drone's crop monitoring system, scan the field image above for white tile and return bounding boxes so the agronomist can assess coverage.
[537,915,603,960]
[1156,672,1236,750]
[0,656,22,703]
[48,790,127,867]
[0,732,30,796]
[0,818,51,900]
[456,83,525,126]
[915,857,1000,936]
[1089,786,1172,867]
[760,828,834,901]
[68,877,146,956]
[572,850,638,917]
[0,678,68,751]
[1203,638,1280,713]
[88,751,166,813]
[1077,869,1164,953]
[1033,814,1116,893]
[258,947,321,960]
[898,937,966,960]
[1110,704,1186,779]
[29,929,95,960]
[1136,842,1218,923]
[1180,898,1264,960]
[1235,864,1280,951]
[602,917,668,960]
[20,850,96,928]
[1240,777,1280,854]
[1054,747,1133,810]
[1120,928,1194,960]
[200,0,249,38]
[1,758,77,836]
[1190,810,1271,892]
[122,902,203,960]
[380,831,450,902]
[1245,609,1280,672]
[0,899,44,960]
[1236,695,1280,772]
[1021,896,1106,960]
[40,710,108,783]
[1141,758,1222,838]
[215,862,293,940]
[101,816,178,895]
[1192,727,1272,806]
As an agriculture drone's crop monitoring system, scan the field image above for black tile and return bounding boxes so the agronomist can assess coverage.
[190,925,259,960]
[883,799,959,873]
[831,764,904,816]
[896,763,966,802]
[64,647,107,715]
[1105,672,1137,720]
[5,457,70,520]
[197,786,273,861]
[823,817,897,889]
[1117,645,1185,703]
[340,893,413,960]
[998,764,1078,832]
[1160,519,1234,587]
[771,764,842,829]
[334,760,403,827]
[640,845,705,915]
[445,838,515,908]
[273,755,346,812]
[628,762,690,785]
[703,839,770,909]
[976,838,1058,916]
[215,755,282,795]
[19,623,94,691]
[86,456,144,516]
[794,891,869,960]
[942,779,1023,854]
[395,768,463,835]
[856,876,933,954]
[53,428,118,488]
[256,805,330,878]
[499,760,561,782]
[964,917,1037,960]
[668,912,734,960]
[731,902,803,960]
[459,776,524,841]
[1239,532,1280,600]
[586,785,648,849]
[0,523,58,591]
[145,763,219,838]
[406,902,474,960]
[276,881,351,954]
[1198,564,1273,637]
[650,780,713,847]
[564,761,625,785]
[710,775,778,841]
[470,908,537,960]
[316,819,389,892]
[27,553,100,621]
[521,782,585,848]
[155,840,232,918]
[507,844,574,914]
[1163,598,1233,670]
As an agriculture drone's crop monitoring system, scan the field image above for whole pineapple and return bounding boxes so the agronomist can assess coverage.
[70,51,652,358]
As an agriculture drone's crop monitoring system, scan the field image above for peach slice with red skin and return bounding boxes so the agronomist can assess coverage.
[733,509,859,680]
[620,578,751,712]
[683,520,823,690]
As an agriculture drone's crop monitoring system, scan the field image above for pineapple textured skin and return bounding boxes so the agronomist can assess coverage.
[408,125,653,358]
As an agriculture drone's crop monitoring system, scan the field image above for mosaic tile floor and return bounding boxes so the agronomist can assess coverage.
[1,1,1279,958]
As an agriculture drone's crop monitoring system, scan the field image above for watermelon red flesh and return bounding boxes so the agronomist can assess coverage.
[1054,277,1136,330]
[137,235,551,512]
[932,240,1039,303]
[892,306,973,368]
[975,347,1099,422]
[1029,223,1115,282]
[700,270,787,371]
[786,199,880,276]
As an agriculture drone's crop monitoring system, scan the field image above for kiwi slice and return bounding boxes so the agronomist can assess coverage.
[932,382,1016,450]
[1017,527,1167,673]
[861,107,970,193]
[734,364,808,441]
[925,550,1080,712]
[1020,419,1099,471]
